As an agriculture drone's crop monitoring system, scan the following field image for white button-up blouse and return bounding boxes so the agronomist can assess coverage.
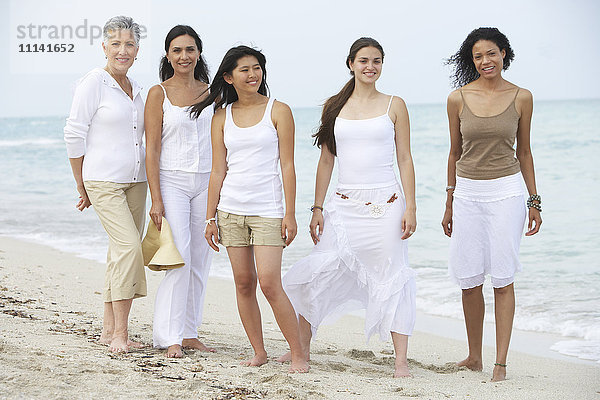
[64,68,146,184]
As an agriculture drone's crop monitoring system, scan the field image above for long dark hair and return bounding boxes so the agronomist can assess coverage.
[446,27,515,88]
[190,46,269,118]
[159,25,209,83]
[313,37,384,156]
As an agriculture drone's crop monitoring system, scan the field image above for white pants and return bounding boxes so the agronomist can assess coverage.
[153,171,213,348]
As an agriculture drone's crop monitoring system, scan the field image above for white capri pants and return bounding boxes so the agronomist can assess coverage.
[153,170,213,348]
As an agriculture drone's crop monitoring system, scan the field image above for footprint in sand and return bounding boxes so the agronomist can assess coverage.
[392,387,423,397]
[408,359,463,374]
[325,361,349,372]
[346,349,376,360]
[260,373,297,385]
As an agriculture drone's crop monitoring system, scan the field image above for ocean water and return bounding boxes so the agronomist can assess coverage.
[1,99,599,364]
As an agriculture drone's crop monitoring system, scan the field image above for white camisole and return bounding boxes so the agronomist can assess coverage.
[335,96,397,189]
[158,83,213,173]
[217,97,284,218]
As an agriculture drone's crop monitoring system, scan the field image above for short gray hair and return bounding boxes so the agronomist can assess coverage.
[103,16,141,46]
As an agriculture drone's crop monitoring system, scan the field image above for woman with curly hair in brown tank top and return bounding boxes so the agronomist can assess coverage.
[442,27,542,382]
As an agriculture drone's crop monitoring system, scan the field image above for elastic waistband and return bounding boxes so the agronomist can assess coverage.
[454,172,525,202]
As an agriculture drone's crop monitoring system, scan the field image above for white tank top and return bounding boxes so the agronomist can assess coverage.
[158,84,213,173]
[217,97,284,218]
[335,95,398,189]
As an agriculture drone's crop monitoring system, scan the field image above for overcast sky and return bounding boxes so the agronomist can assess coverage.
[1,0,599,118]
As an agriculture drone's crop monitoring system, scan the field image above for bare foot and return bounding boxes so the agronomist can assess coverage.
[277,349,310,363]
[166,344,183,358]
[289,359,310,373]
[109,333,129,353]
[491,364,506,382]
[241,352,268,367]
[457,357,483,371]
[182,338,216,353]
[394,361,412,378]
[98,328,113,345]
[276,351,292,363]
[127,339,145,349]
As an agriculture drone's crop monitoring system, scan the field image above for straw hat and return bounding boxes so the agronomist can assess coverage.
[142,217,185,271]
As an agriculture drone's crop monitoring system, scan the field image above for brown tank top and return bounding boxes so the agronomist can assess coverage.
[456,89,522,180]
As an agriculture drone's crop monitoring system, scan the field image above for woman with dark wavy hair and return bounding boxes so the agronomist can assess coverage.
[282,37,417,377]
[442,27,542,381]
[193,46,309,373]
[145,25,214,358]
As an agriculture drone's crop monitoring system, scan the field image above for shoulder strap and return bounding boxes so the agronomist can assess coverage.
[264,97,275,120]
[512,88,520,101]
[459,89,471,114]
[158,83,170,107]
[224,102,234,126]
[386,95,394,114]
[262,97,276,125]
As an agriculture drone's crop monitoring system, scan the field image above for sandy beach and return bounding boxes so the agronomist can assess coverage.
[0,235,598,399]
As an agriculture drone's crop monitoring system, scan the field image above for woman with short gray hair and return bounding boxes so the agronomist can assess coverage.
[64,15,147,353]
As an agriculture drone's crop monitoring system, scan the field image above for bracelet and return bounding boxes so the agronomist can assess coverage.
[310,205,324,212]
[528,194,541,203]
[446,185,455,191]
[204,217,216,226]
[527,194,542,212]
[494,363,507,368]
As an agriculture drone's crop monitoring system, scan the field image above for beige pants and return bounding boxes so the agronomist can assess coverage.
[84,181,148,302]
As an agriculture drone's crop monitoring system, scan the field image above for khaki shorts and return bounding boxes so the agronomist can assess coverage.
[217,210,285,247]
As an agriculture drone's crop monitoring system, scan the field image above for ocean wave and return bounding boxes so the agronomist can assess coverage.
[551,340,600,363]
[0,138,63,147]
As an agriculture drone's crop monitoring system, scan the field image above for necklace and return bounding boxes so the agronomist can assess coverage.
[105,68,133,99]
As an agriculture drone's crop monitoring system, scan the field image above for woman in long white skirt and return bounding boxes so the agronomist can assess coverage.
[282,37,417,377]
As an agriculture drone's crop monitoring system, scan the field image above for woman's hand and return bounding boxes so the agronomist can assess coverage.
[75,184,91,211]
[442,206,453,237]
[282,214,297,246]
[309,210,324,245]
[401,208,416,240]
[205,221,220,252]
[149,201,165,231]
[525,208,542,236]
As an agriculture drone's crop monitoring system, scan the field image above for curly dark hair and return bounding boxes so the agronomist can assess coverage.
[446,27,515,88]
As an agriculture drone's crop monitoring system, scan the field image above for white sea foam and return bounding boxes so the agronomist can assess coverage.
[0,138,63,147]
[551,340,600,364]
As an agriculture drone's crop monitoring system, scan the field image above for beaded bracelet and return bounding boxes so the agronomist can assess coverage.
[310,205,324,212]
[527,194,542,212]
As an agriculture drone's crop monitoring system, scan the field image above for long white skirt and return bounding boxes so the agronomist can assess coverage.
[449,172,527,289]
[283,183,416,342]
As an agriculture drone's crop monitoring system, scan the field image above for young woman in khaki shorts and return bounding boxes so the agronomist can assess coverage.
[191,46,309,373]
